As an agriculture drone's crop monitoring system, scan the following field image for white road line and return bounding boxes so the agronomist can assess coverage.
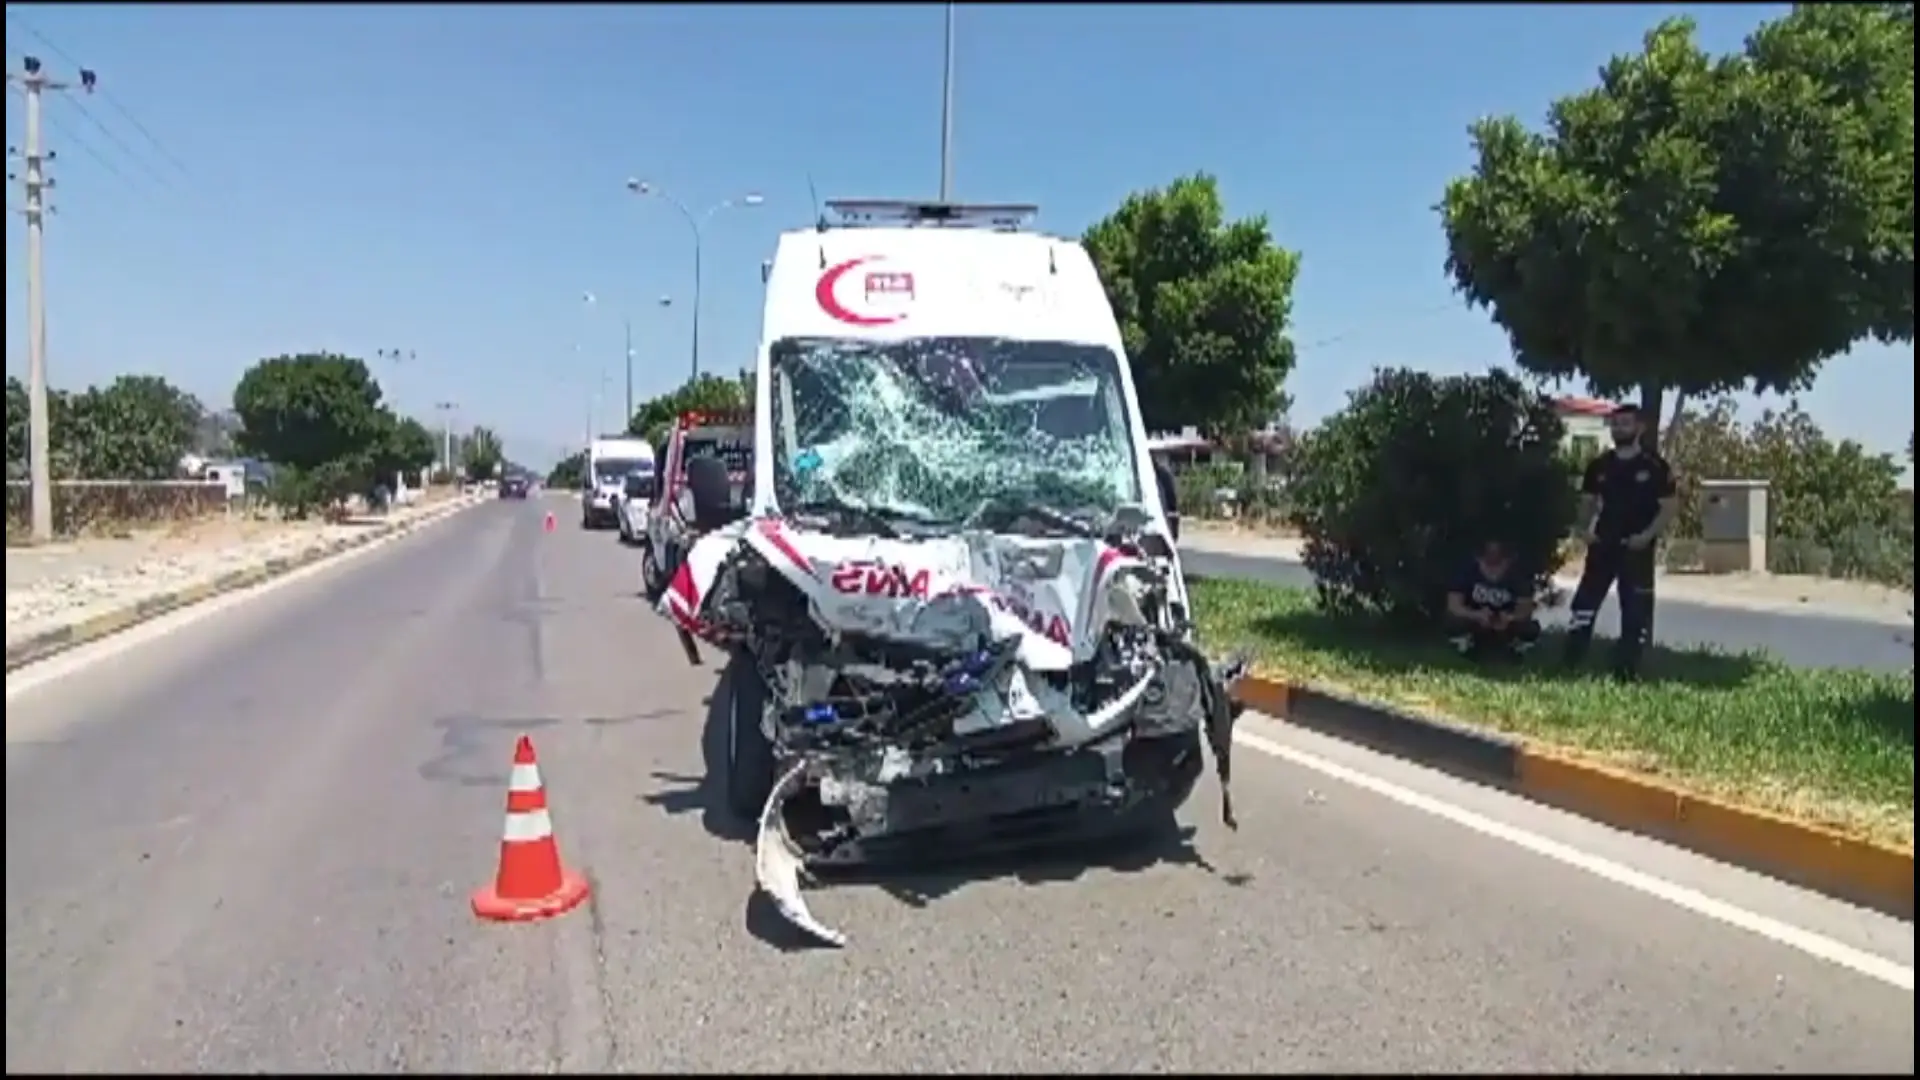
[1233,728,1915,992]
[5,502,477,706]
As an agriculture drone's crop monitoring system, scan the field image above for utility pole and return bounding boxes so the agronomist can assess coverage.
[434,401,457,483]
[623,318,634,426]
[7,56,95,544]
[939,2,956,202]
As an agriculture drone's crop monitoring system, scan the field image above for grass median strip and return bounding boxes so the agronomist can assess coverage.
[1191,578,1915,849]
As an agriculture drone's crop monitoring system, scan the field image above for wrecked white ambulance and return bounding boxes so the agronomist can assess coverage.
[658,199,1246,947]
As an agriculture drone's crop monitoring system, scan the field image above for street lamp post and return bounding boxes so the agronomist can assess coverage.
[433,400,457,484]
[376,349,420,486]
[623,180,763,382]
[628,294,673,430]
[940,1,957,201]
[579,291,604,433]
[375,347,416,411]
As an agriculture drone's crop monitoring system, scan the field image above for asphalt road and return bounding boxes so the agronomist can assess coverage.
[1182,548,1915,673]
[7,501,1912,1073]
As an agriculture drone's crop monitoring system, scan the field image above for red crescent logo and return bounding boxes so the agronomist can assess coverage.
[816,256,907,327]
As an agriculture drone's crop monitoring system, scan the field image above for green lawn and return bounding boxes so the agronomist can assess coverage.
[1191,578,1915,849]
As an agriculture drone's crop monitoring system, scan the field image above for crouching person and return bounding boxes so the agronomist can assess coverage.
[1445,539,1542,662]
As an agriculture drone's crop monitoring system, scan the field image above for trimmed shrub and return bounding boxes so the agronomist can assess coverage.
[1283,368,1576,626]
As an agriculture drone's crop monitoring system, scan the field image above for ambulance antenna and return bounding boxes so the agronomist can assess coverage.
[808,173,828,267]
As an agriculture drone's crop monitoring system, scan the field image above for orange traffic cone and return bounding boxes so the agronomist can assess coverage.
[542,511,556,533]
[472,735,590,923]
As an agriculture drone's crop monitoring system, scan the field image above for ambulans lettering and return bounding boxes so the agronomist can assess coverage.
[828,565,1070,645]
[970,586,1071,648]
[1007,603,1071,648]
[829,561,933,600]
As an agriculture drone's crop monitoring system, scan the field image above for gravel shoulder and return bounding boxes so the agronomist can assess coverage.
[4,492,471,649]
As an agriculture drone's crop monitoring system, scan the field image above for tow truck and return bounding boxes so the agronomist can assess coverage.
[639,408,754,616]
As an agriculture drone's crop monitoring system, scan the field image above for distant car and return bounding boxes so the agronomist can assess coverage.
[583,436,657,530]
[614,469,654,544]
[500,477,530,500]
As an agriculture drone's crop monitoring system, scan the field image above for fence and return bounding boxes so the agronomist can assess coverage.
[4,480,231,539]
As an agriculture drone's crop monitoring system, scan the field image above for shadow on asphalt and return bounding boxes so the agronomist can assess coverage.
[637,669,756,845]
[641,666,1253,952]
[739,821,1247,953]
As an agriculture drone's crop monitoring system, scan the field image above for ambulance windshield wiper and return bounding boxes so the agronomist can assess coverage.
[961,494,1100,539]
[787,497,909,538]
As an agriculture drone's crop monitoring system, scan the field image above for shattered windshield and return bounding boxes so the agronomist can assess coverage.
[594,458,648,484]
[768,336,1141,525]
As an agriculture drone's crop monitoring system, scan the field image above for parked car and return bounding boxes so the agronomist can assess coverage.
[613,469,653,544]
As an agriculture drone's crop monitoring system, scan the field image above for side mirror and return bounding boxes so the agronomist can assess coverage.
[686,455,744,530]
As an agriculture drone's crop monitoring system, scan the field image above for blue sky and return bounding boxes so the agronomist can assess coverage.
[5,3,1911,473]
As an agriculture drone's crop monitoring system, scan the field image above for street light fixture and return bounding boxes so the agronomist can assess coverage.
[623,179,764,381]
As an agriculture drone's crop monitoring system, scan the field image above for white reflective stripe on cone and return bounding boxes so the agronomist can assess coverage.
[508,763,543,793]
[501,808,554,843]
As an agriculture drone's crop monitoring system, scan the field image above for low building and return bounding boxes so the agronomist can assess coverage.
[1554,396,1616,458]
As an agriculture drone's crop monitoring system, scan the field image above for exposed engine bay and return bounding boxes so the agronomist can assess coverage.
[661,506,1247,948]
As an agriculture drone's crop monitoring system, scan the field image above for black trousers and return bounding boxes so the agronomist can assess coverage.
[1563,540,1657,672]
[1446,615,1542,659]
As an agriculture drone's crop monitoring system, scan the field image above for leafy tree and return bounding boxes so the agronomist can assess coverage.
[1083,173,1301,439]
[547,451,586,489]
[625,373,747,444]
[232,353,389,514]
[61,375,203,480]
[368,413,438,490]
[7,374,201,481]
[1440,7,1913,449]
[1284,368,1575,627]
[462,425,504,481]
[1664,397,1906,580]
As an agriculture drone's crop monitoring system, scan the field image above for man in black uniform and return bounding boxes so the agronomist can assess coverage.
[1445,539,1542,662]
[1563,404,1679,678]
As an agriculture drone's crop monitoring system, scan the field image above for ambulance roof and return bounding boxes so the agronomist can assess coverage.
[761,205,1123,348]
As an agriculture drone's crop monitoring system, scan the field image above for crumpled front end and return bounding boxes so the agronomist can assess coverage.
[662,516,1247,948]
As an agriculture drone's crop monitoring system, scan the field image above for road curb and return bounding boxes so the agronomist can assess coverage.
[1237,673,1914,920]
[4,496,481,674]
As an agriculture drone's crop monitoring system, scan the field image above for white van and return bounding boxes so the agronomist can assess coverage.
[582,435,655,529]
[747,198,1179,555]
